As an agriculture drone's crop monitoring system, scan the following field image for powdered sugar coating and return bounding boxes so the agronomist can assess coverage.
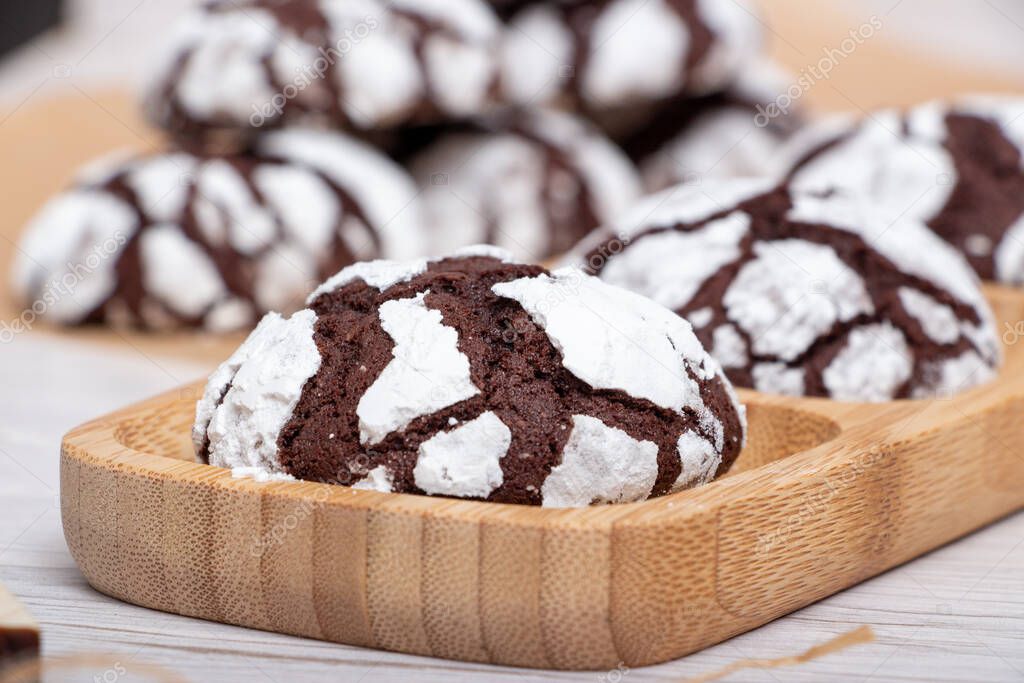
[541,414,659,508]
[147,0,502,141]
[673,430,721,490]
[500,0,760,111]
[783,97,1024,283]
[898,287,960,345]
[822,323,912,402]
[785,110,956,226]
[308,245,517,302]
[599,212,749,312]
[140,224,228,320]
[352,465,394,492]
[12,190,137,324]
[12,128,422,331]
[309,258,430,301]
[256,129,423,260]
[196,310,322,477]
[358,291,480,445]
[413,411,511,498]
[724,239,872,362]
[493,268,716,414]
[408,109,641,260]
[575,180,1002,401]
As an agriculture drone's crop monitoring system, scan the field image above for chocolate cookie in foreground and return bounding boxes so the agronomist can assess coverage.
[783,97,1024,283]
[406,108,641,260]
[12,129,422,332]
[500,0,761,115]
[193,247,746,506]
[620,62,804,192]
[146,0,502,149]
[571,180,1001,402]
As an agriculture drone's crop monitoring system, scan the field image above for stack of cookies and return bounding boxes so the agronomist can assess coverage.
[12,1,1015,507]
[14,0,789,332]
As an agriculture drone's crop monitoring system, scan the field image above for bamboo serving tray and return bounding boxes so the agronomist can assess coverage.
[59,286,1024,670]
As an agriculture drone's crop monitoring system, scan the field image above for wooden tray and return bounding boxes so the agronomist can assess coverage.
[59,287,1024,670]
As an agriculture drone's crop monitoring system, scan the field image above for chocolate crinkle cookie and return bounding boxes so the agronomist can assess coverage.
[145,0,502,148]
[619,61,804,193]
[406,108,641,261]
[12,129,422,332]
[500,0,761,115]
[192,247,746,507]
[783,97,1024,284]
[570,180,1002,402]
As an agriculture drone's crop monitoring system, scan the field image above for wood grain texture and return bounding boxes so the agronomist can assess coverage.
[56,287,1024,671]
[0,581,39,663]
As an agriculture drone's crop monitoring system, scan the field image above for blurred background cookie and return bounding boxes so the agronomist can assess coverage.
[12,128,422,331]
[145,0,503,150]
[406,108,641,260]
[500,0,762,116]
[783,97,1024,284]
[617,61,804,192]
[571,179,1002,401]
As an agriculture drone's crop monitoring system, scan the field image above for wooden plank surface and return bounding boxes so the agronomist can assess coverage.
[0,0,1023,681]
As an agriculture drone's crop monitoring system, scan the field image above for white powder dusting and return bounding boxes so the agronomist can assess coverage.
[752,363,805,397]
[140,224,228,318]
[786,110,956,225]
[787,191,986,311]
[673,430,721,490]
[257,128,424,260]
[724,239,873,362]
[642,107,787,191]
[254,244,317,314]
[500,5,574,107]
[598,211,749,312]
[912,351,997,399]
[995,211,1024,285]
[898,287,960,345]
[195,160,277,255]
[493,268,712,415]
[172,9,280,123]
[352,465,395,493]
[691,0,761,93]
[12,190,137,323]
[410,130,550,258]
[197,309,322,475]
[711,324,749,369]
[582,0,689,107]
[205,298,256,333]
[413,411,511,498]
[308,258,429,302]
[541,415,659,508]
[823,323,912,402]
[610,178,773,240]
[127,154,196,222]
[253,164,339,254]
[357,291,480,445]
[687,307,714,329]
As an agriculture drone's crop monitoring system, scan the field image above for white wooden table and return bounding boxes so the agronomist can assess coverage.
[1,1,1023,680]
[0,331,1022,682]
